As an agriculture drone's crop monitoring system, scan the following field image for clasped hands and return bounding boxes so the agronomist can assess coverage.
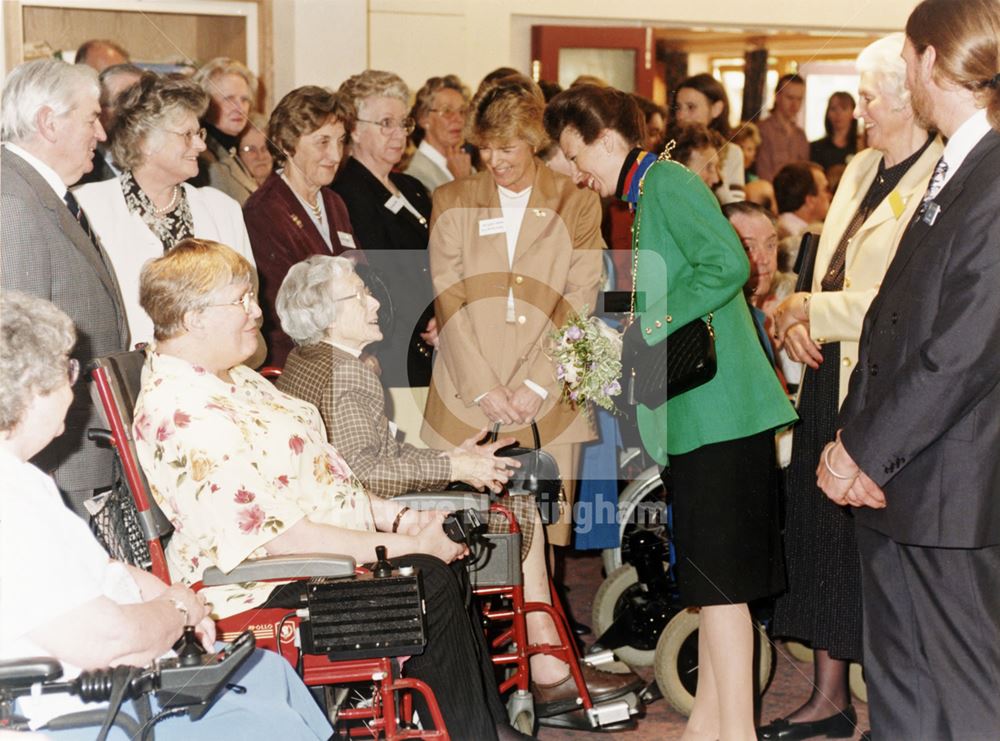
[771,292,823,369]
[478,384,543,427]
[816,430,887,510]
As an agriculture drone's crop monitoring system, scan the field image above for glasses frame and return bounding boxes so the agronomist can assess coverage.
[428,106,469,119]
[209,289,257,316]
[332,288,372,305]
[356,117,416,136]
[160,127,208,146]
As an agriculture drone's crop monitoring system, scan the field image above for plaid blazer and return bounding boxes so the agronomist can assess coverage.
[277,342,453,496]
[1,146,129,500]
[276,342,536,553]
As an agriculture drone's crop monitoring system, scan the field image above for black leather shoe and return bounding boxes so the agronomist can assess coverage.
[757,705,857,740]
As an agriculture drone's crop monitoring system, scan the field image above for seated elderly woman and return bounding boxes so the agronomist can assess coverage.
[274,255,640,717]
[0,290,330,740]
[130,238,530,741]
[74,72,260,360]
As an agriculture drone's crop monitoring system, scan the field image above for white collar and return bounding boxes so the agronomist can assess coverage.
[5,143,67,198]
[323,339,363,358]
[418,139,451,177]
[940,109,992,186]
[497,183,532,201]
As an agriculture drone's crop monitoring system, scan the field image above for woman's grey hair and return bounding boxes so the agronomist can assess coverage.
[192,57,257,104]
[276,255,358,345]
[856,33,911,108]
[112,72,209,171]
[1,59,99,143]
[0,291,76,433]
[338,70,411,121]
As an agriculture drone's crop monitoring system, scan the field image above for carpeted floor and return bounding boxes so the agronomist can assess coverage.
[537,551,869,741]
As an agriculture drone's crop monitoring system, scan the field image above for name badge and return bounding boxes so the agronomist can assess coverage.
[478,217,506,236]
[384,195,404,214]
[922,202,941,226]
[337,231,356,249]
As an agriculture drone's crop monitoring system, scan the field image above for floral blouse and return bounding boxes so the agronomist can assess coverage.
[133,351,375,617]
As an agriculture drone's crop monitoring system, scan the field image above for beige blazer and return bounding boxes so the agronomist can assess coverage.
[421,163,605,448]
[809,137,943,405]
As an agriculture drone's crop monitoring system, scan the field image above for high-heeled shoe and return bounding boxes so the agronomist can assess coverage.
[756,704,857,740]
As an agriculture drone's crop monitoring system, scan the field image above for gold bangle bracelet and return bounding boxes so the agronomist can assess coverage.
[392,506,411,533]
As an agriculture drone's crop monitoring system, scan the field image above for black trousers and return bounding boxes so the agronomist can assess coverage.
[856,525,1000,740]
[394,554,506,741]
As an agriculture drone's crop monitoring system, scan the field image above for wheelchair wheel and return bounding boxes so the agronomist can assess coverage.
[783,640,815,663]
[653,610,775,717]
[601,466,667,575]
[849,661,868,703]
[592,564,667,667]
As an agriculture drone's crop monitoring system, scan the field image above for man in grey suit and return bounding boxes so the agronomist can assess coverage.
[818,0,1000,737]
[1,59,129,517]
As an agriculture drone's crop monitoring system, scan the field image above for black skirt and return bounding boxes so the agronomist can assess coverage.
[666,429,786,607]
[771,344,864,662]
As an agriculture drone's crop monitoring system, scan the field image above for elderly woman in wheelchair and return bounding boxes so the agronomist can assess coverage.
[0,290,330,740]
[130,238,537,740]
[273,254,641,720]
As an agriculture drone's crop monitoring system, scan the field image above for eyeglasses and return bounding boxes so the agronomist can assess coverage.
[429,106,469,119]
[333,287,373,304]
[160,127,207,146]
[356,117,416,136]
[240,144,269,155]
[66,358,80,386]
[209,290,258,315]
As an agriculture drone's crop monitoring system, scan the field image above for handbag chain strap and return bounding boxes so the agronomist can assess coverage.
[628,140,713,333]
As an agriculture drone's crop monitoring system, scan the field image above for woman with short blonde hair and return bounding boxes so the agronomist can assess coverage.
[192,57,259,204]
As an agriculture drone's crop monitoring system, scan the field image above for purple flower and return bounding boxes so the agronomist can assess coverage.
[604,380,622,396]
[556,363,565,380]
[566,325,584,341]
[569,390,579,401]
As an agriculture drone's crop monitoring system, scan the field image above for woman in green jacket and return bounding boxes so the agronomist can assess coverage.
[546,86,796,741]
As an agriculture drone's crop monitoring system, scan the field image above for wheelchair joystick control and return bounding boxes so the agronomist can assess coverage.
[373,545,393,578]
[174,625,207,667]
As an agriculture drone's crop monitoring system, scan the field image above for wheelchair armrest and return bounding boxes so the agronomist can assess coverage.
[393,491,491,513]
[0,657,62,688]
[200,554,357,586]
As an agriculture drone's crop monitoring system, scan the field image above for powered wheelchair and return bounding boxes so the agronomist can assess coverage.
[86,349,642,737]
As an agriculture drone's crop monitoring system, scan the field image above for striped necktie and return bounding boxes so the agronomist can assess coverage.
[64,190,100,253]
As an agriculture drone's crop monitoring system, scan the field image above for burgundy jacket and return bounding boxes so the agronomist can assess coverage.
[244,172,361,366]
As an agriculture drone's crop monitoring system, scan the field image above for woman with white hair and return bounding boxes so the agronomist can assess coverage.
[191,57,259,204]
[333,70,436,390]
[73,72,261,361]
[759,33,944,740]
[0,290,330,740]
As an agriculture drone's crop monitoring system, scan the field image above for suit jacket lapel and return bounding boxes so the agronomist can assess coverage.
[4,149,126,338]
[512,160,555,267]
[871,131,1000,325]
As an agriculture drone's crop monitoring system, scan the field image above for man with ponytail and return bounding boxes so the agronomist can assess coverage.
[817,0,1000,737]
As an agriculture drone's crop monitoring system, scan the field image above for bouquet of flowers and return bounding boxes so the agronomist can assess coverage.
[549,308,623,413]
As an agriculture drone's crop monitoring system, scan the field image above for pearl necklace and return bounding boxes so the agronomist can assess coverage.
[153,186,180,216]
[306,196,322,221]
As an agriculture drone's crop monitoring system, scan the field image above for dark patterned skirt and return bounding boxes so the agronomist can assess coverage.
[771,343,864,662]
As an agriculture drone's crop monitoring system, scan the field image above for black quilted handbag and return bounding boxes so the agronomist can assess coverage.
[623,313,716,409]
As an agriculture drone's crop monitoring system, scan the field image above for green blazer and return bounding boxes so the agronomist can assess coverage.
[631,161,796,465]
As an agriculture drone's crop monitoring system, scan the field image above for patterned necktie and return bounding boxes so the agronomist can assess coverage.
[64,190,100,253]
[920,157,948,210]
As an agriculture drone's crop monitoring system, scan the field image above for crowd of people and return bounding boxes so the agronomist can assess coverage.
[3,0,1000,738]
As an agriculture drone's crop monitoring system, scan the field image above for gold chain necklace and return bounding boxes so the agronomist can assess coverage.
[628,141,676,327]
